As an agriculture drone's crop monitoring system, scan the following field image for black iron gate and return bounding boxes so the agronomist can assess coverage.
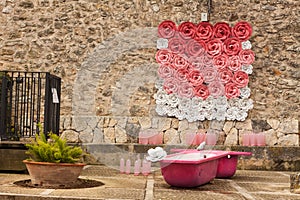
[0,71,61,141]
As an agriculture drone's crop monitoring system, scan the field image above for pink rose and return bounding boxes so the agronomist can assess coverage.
[202,53,214,67]
[188,70,204,86]
[232,21,252,42]
[213,54,228,70]
[189,56,205,71]
[194,84,210,100]
[218,69,233,84]
[233,71,249,88]
[163,78,179,94]
[155,49,173,64]
[224,37,242,56]
[239,49,255,65]
[174,68,189,82]
[208,81,225,98]
[178,82,195,98]
[173,55,190,69]
[225,82,240,99]
[196,22,214,41]
[178,22,197,40]
[228,55,242,71]
[203,67,217,83]
[206,39,223,56]
[168,37,186,55]
[213,22,231,41]
[158,63,175,79]
[185,39,206,57]
[158,20,177,39]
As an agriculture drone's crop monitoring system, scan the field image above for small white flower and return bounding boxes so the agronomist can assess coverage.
[241,65,253,74]
[236,110,248,121]
[226,107,239,120]
[228,98,240,107]
[242,40,252,49]
[166,106,180,117]
[154,89,168,104]
[191,97,204,108]
[240,87,251,98]
[213,96,228,109]
[155,105,167,116]
[178,97,192,110]
[157,38,169,49]
[167,93,179,107]
[202,96,214,110]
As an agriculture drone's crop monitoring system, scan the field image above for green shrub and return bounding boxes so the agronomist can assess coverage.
[25,124,83,163]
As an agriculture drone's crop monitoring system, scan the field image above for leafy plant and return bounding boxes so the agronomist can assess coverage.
[25,124,83,163]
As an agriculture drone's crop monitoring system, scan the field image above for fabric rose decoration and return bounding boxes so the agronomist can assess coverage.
[202,53,213,66]
[213,22,231,41]
[158,20,177,39]
[155,20,254,122]
[196,22,214,41]
[185,40,206,57]
[218,69,233,84]
[178,82,195,98]
[208,81,225,97]
[233,71,249,88]
[228,55,242,71]
[174,68,189,82]
[194,84,210,99]
[158,64,175,79]
[232,21,252,41]
[224,37,242,56]
[173,55,190,69]
[156,49,173,64]
[225,82,240,99]
[163,78,179,94]
[178,22,197,40]
[203,67,217,83]
[239,49,255,65]
[206,39,223,56]
[213,54,228,70]
[188,70,204,86]
[189,56,205,70]
[168,37,186,55]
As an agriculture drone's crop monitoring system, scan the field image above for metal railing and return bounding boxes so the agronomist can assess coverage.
[0,71,61,141]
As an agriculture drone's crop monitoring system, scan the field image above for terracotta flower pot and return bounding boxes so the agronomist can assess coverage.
[23,160,86,186]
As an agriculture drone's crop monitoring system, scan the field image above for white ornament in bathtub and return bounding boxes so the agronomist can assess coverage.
[146,147,167,162]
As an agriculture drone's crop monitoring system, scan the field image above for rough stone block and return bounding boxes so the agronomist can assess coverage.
[277,134,299,146]
[164,128,180,144]
[290,173,300,194]
[103,127,116,143]
[115,125,127,143]
[278,119,298,133]
[60,130,80,143]
[236,119,252,130]
[267,118,280,130]
[224,128,238,145]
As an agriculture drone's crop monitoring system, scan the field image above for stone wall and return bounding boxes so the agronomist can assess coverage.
[0,0,299,146]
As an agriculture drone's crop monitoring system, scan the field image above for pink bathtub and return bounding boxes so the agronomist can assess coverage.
[160,149,251,187]
[214,150,252,178]
[160,151,229,187]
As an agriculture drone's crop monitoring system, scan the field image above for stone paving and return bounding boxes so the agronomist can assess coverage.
[0,165,300,200]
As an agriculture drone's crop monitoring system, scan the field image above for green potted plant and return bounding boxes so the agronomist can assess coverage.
[23,124,85,186]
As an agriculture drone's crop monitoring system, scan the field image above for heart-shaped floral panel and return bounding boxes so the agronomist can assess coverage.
[154,20,254,122]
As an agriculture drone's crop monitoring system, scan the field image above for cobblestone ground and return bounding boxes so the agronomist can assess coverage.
[1,165,300,200]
